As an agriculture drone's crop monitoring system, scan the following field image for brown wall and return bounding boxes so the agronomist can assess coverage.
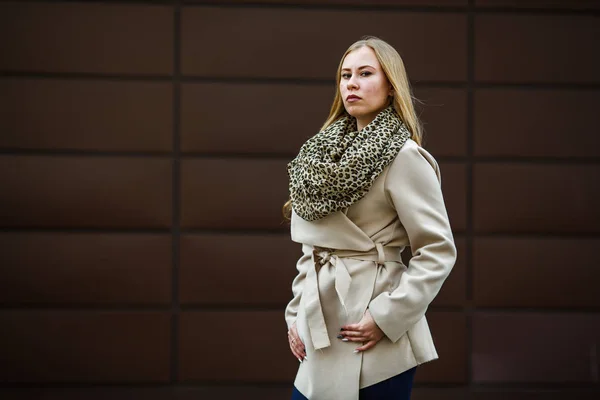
[1,0,599,399]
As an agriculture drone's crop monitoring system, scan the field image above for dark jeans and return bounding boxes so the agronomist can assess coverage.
[291,366,417,400]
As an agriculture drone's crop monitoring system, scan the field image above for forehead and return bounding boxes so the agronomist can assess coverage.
[341,46,380,69]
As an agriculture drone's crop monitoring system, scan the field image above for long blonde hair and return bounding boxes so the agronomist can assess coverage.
[283,36,422,220]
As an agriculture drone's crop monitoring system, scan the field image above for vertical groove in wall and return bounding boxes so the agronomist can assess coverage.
[171,0,182,384]
[466,0,475,390]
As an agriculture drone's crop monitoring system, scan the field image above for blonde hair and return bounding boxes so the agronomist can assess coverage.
[283,36,422,220]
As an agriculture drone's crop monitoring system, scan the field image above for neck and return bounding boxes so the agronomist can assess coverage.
[356,103,394,131]
[356,115,375,131]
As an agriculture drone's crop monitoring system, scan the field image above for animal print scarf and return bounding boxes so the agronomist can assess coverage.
[287,106,411,221]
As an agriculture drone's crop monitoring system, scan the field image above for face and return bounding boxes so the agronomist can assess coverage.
[340,46,392,130]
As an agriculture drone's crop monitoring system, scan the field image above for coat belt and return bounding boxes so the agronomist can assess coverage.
[304,244,403,350]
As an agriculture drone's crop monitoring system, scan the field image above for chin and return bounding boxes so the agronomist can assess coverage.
[344,104,364,118]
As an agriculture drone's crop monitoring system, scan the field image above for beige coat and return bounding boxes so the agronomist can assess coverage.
[285,139,457,400]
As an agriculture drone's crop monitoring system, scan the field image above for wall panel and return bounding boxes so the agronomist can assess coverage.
[0,2,173,74]
[180,233,300,305]
[476,15,600,83]
[181,83,332,155]
[0,79,173,152]
[415,88,468,157]
[179,311,297,382]
[181,158,289,229]
[473,238,600,307]
[472,313,600,383]
[0,233,171,305]
[415,312,468,383]
[475,89,600,157]
[0,156,172,228]
[0,311,171,382]
[473,164,600,233]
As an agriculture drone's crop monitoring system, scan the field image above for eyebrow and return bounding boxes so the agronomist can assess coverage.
[341,65,375,71]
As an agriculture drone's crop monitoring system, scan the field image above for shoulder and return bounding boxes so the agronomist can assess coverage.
[392,139,441,175]
[385,139,442,186]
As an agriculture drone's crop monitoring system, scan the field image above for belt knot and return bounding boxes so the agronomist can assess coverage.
[314,248,334,266]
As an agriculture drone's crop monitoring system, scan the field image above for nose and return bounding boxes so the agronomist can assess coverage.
[346,75,358,90]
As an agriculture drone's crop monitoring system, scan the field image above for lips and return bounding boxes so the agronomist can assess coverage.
[346,95,361,102]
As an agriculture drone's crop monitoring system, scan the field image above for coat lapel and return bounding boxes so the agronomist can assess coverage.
[291,210,374,251]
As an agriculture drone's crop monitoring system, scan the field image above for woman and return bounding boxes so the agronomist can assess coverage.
[283,36,456,400]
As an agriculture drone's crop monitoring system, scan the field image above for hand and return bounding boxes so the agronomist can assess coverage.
[288,323,307,362]
[339,309,384,352]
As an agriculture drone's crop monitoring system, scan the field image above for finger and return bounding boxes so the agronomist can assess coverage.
[289,334,305,349]
[340,323,360,332]
[289,328,303,344]
[354,340,377,353]
[340,336,368,342]
[289,325,307,359]
[296,339,306,357]
[290,333,303,345]
[289,337,306,360]
[339,330,366,338]
[295,343,307,359]
[290,336,303,350]
[292,347,306,362]
[337,332,368,342]
[290,342,304,362]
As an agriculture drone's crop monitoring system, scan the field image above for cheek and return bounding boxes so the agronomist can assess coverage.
[363,83,385,101]
[359,83,374,96]
[372,82,390,103]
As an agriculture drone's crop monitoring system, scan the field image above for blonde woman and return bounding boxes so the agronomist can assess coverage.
[284,36,457,400]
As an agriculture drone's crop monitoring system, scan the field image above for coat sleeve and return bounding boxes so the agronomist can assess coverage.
[285,244,313,330]
[368,143,457,343]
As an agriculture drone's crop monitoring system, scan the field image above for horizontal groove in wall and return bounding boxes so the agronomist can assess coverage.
[0,307,172,312]
[2,305,599,314]
[0,149,173,158]
[7,0,600,14]
[0,149,296,159]
[6,0,176,5]
[3,73,600,90]
[8,0,468,12]
[0,306,285,313]
[473,7,600,15]
[0,228,173,234]
[472,307,600,315]
[2,381,599,389]
[0,228,289,234]
[2,151,600,165]
[1,228,599,238]
[0,382,293,389]
[11,383,584,391]
[186,2,600,16]
[0,72,175,82]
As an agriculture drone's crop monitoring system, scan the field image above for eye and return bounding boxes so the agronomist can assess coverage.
[360,71,372,77]
[341,73,351,79]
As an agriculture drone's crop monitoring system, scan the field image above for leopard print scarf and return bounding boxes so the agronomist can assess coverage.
[287,106,411,221]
